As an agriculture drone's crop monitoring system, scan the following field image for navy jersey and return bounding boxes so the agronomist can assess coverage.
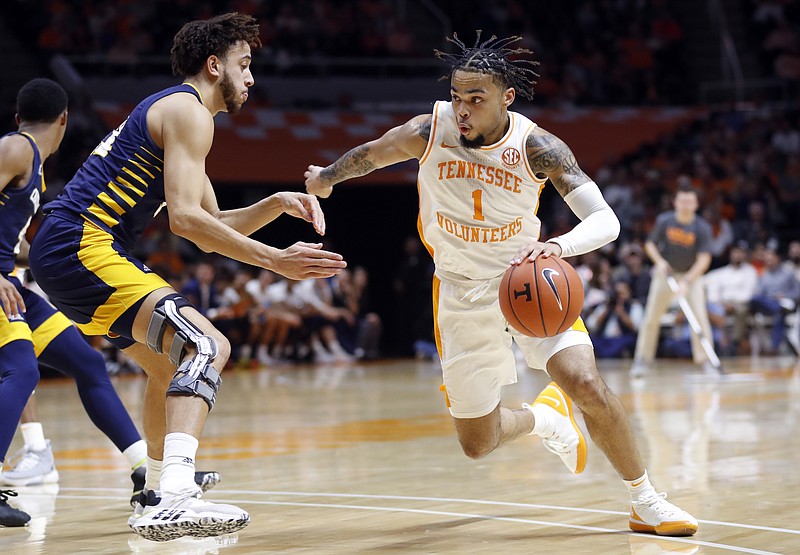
[0,132,43,274]
[43,83,202,251]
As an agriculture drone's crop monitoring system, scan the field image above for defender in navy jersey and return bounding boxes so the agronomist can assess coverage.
[29,13,345,542]
[0,79,220,528]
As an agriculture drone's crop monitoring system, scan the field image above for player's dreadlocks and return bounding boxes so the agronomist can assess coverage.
[434,31,539,100]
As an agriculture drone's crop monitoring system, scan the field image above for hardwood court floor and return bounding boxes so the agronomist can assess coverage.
[2,356,800,554]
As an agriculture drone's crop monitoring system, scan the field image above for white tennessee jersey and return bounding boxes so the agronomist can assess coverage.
[417,100,547,280]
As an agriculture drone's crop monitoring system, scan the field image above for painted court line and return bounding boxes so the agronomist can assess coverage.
[57,488,788,554]
[225,490,800,536]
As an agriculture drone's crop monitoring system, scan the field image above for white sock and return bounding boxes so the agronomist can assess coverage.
[122,440,148,471]
[21,422,48,451]
[160,433,199,495]
[524,404,553,438]
[624,470,658,503]
[145,456,162,493]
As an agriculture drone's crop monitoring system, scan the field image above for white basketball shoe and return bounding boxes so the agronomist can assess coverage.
[130,488,249,542]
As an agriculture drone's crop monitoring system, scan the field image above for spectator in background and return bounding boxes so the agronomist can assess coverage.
[705,243,758,355]
[632,182,716,377]
[612,243,651,304]
[180,261,221,317]
[573,250,600,291]
[582,255,613,319]
[255,275,304,364]
[702,204,734,269]
[661,302,728,359]
[749,248,800,355]
[207,267,256,364]
[242,269,279,365]
[585,281,643,359]
[331,267,382,360]
[784,240,800,282]
[733,200,779,252]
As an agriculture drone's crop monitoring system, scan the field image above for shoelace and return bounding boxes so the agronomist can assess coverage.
[635,492,683,517]
[11,449,45,473]
[0,489,20,502]
[164,488,203,508]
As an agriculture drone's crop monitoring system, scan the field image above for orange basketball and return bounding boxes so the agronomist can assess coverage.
[498,255,584,338]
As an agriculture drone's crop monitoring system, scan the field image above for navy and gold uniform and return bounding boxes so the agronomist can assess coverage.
[0,132,42,274]
[0,131,141,460]
[0,132,72,353]
[29,84,203,338]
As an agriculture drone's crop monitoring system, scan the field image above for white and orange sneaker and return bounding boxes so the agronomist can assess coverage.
[630,492,698,536]
[524,382,588,474]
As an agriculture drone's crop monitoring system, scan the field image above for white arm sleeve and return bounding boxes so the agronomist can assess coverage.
[545,181,620,258]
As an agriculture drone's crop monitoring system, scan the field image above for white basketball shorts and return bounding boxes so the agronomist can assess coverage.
[434,271,592,419]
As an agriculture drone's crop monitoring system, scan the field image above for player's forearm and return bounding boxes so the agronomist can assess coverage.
[216,196,282,237]
[319,144,380,186]
[170,210,277,268]
[545,182,620,257]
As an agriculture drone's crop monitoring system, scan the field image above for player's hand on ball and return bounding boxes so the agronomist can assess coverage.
[510,240,562,265]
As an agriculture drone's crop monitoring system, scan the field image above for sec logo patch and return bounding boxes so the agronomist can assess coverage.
[502,147,521,169]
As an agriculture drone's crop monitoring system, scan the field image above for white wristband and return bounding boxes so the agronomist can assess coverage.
[546,181,620,258]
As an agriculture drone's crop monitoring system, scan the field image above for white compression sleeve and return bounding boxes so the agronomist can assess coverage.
[545,181,620,258]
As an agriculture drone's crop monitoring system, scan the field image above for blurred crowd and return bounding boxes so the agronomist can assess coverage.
[8,0,690,105]
[448,0,689,105]
[748,0,800,81]
[543,107,800,253]
[578,238,800,360]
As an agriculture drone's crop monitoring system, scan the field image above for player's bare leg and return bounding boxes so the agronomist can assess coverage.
[548,344,698,536]
[453,404,533,459]
[126,289,247,541]
[547,345,644,479]
[452,382,587,475]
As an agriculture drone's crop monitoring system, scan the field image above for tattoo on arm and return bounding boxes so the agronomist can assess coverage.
[526,132,590,197]
[320,145,376,184]
[418,118,432,142]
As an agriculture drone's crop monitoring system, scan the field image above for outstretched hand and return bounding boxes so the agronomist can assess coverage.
[276,192,326,235]
[509,240,563,265]
[304,165,333,198]
[274,241,347,280]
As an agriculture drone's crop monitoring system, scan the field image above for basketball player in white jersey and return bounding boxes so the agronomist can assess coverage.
[305,32,698,536]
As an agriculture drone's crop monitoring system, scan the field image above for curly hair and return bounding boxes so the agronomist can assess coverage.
[16,78,68,123]
[434,31,539,100]
[171,12,262,78]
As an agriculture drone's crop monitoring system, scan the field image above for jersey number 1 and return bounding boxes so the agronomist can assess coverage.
[471,189,484,221]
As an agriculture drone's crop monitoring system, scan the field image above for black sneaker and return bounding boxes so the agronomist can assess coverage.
[130,468,221,508]
[0,490,31,527]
